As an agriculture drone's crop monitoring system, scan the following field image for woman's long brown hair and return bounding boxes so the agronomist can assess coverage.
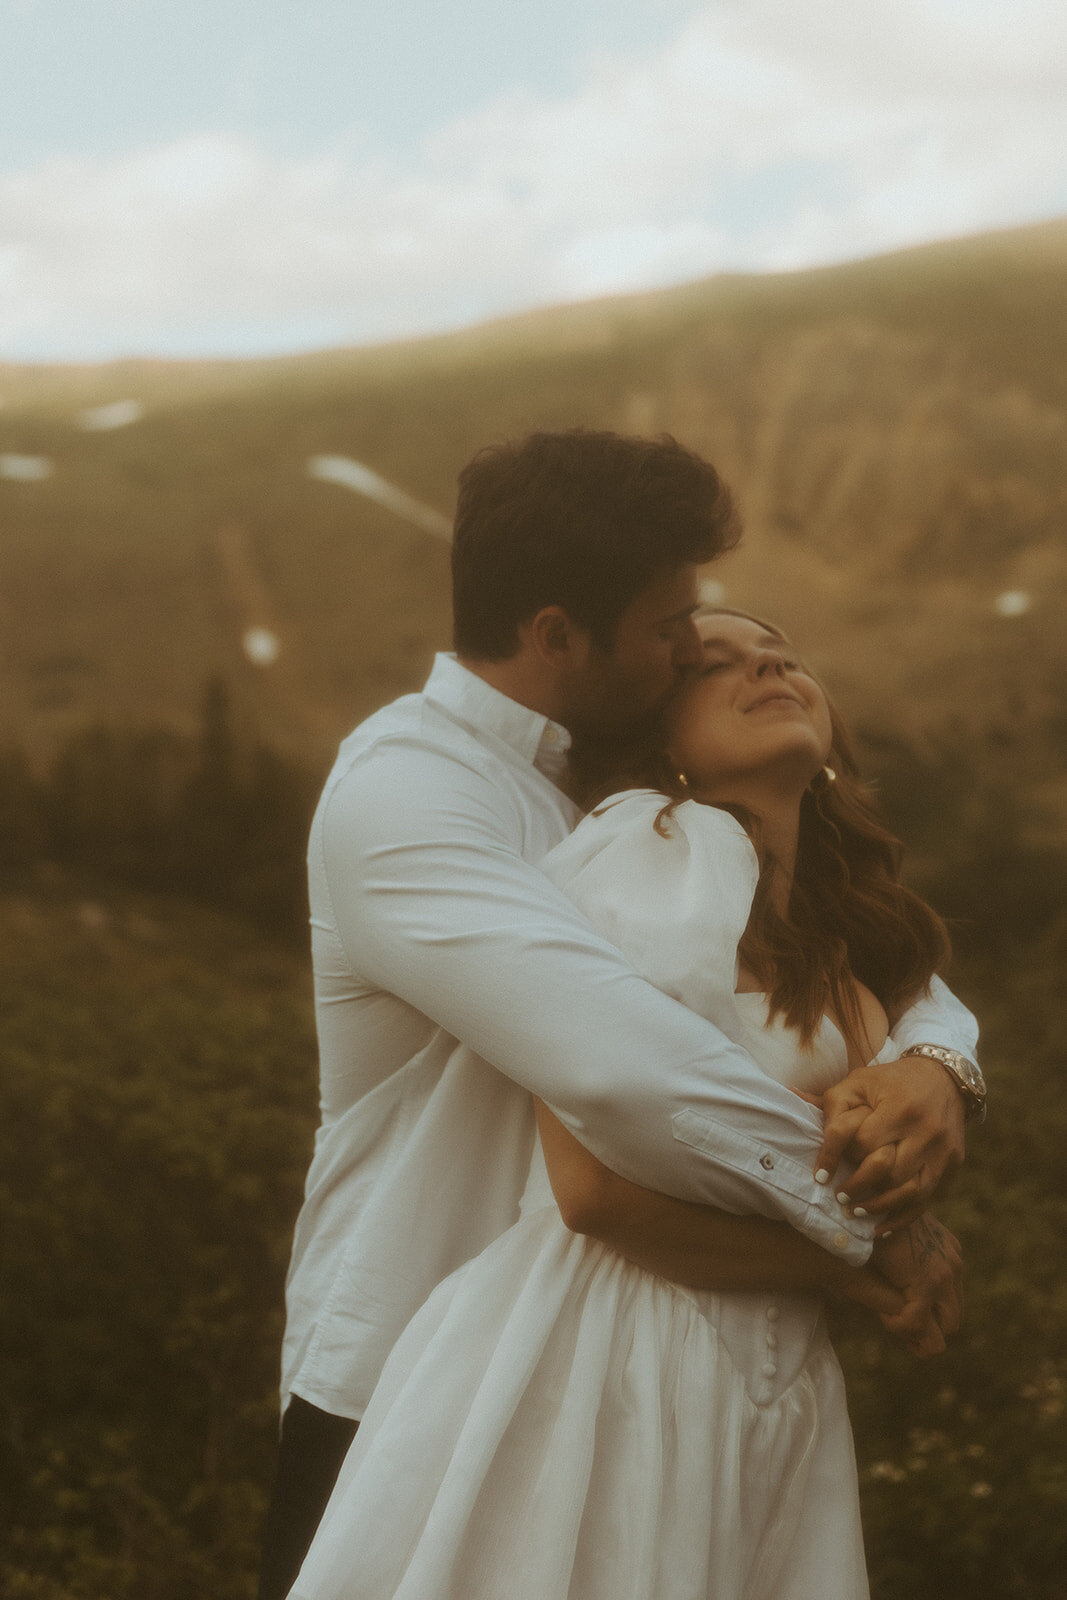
[569,609,951,1062]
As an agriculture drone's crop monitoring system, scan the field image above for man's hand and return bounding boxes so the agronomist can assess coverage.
[868,1213,964,1357]
[811,1055,966,1231]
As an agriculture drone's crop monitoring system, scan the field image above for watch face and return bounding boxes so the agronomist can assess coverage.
[946,1052,983,1094]
[962,1059,986,1096]
[918,1046,985,1102]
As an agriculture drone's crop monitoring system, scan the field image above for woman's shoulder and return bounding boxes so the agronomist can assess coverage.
[590,788,752,837]
[542,788,758,894]
[542,790,759,1016]
[562,787,754,853]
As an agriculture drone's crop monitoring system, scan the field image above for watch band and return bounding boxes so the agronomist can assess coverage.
[901,1044,987,1124]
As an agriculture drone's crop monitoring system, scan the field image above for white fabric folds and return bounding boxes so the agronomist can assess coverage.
[290,792,877,1600]
[291,1199,868,1600]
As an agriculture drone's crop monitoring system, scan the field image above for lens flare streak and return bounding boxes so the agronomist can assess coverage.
[0,453,53,480]
[78,399,143,431]
[307,455,452,540]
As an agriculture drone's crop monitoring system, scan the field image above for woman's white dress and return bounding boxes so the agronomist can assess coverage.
[291,793,889,1600]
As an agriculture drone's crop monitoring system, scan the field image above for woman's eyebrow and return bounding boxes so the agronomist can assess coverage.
[700,631,786,652]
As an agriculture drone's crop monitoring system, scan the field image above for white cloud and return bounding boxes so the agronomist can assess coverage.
[0,0,1064,358]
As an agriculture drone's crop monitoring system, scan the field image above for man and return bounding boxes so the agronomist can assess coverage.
[258,431,981,1600]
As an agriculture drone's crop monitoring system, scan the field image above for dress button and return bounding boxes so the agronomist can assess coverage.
[761,1362,778,1379]
[760,1153,775,1170]
[766,1332,778,1349]
[833,1231,850,1251]
[765,1305,780,1322]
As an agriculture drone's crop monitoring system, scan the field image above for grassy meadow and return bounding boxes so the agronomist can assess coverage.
[1,217,1065,1596]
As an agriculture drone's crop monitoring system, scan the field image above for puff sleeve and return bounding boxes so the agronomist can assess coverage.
[543,790,759,1037]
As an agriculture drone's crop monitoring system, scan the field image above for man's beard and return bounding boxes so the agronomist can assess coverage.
[564,699,674,810]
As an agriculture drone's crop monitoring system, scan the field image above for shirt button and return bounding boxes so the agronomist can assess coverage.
[761,1362,778,1379]
[765,1305,780,1322]
[760,1153,775,1170]
[833,1231,850,1251]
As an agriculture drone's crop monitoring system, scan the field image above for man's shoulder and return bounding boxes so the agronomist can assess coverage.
[339,689,429,757]
[326,689,501,791]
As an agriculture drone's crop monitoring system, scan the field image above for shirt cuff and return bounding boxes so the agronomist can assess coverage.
[671,1108,875,1265]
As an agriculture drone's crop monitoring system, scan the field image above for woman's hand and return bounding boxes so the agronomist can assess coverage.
[868,1213,964,1357]
[806,1056,966,1230]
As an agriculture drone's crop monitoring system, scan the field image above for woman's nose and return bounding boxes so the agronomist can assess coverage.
[753,649,787,677]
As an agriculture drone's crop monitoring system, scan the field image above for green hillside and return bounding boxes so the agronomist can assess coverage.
[1,218,1065,825]
[2,874,1064,1600]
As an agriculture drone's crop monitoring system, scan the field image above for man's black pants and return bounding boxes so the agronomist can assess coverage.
[257,1395,359,1600]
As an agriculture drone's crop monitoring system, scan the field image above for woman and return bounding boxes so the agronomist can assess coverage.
[289,608,966,1600]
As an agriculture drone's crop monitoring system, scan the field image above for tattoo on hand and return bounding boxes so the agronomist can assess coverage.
[909,1216,948,1267]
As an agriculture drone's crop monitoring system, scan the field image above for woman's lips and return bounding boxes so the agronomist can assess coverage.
[746,691,804,712]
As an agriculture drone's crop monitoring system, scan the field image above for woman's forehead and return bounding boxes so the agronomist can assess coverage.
[694,609,790,650]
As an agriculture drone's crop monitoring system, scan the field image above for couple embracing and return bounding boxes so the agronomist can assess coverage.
[259,430,983,1600]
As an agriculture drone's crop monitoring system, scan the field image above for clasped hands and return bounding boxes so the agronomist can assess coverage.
[797,1054,967,1357]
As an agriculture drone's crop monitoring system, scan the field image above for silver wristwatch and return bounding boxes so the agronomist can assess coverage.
[902,1044,987,1123]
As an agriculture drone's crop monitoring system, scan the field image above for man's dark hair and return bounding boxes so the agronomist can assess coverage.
[451,429,740,658]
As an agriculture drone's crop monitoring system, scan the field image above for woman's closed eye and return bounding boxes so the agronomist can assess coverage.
[699,649,809,676]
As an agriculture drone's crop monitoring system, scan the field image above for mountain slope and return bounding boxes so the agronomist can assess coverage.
[1,217,1064,814]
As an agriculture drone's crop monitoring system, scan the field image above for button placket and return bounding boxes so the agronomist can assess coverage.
[757,1302,780,1385]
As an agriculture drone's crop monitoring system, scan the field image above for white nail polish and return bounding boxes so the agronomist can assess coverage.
[814,1169,830,1185]
[853,1206,869,1218]
[836,1191,850,1205]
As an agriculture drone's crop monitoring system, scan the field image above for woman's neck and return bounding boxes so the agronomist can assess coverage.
[697,780,804,914]
[751,802,800,915]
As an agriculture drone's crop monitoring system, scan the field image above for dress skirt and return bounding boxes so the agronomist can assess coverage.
[290,1206,869,1600]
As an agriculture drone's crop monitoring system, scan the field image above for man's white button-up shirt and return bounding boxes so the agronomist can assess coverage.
[282,654,979,1420]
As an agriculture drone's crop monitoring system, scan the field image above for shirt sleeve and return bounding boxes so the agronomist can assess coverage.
[891,976,980,1061]
[318,745,873,1263]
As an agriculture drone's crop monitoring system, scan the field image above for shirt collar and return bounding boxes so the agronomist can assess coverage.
[423,654,572,781]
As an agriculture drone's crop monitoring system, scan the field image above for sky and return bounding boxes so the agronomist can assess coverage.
[1,0,1065,361]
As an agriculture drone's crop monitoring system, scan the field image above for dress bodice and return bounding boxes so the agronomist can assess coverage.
[518,1140,557,1217]
[732,991,900,1091]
